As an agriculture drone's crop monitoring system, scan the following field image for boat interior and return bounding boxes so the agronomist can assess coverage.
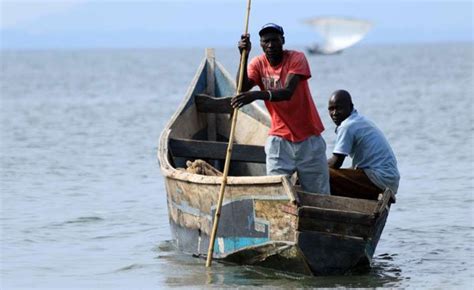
[169,99,270,176]
[166,60,270,177]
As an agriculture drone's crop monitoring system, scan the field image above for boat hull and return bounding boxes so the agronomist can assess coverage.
[164,173,298,258]
[163,170,393,275]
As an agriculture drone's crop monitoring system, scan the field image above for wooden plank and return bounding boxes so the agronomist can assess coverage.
[297,216,371,238]
[296,230,369,274]
[195,94,233,114]
[205,49,217,143]
[298,206,375,226]
[205,48,216,96]
[281,177,297,203]
[296,190,377,214]
[169,138,266,163]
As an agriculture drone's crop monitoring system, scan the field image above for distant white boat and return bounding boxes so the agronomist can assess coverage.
[304,17,373,55]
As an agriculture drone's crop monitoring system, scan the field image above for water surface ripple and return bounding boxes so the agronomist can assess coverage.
[1,44,473,288]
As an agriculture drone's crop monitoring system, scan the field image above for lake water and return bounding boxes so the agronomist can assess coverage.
[1,43,473,289]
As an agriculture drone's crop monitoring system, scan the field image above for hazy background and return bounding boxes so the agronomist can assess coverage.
[1,0,473,50]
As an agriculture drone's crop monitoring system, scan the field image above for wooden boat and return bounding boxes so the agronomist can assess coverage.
[158,49,395,275]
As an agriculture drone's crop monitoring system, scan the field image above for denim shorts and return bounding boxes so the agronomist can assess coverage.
[265,135,330,194]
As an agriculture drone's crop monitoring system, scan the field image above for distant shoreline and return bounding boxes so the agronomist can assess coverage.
[2,41,473,52]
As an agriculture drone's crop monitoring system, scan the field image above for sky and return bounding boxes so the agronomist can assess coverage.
[0,0,472,49]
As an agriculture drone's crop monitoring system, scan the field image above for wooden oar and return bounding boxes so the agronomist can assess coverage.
[206,0,252,268]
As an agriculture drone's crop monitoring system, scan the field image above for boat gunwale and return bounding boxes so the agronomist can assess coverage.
[162,167,289,185]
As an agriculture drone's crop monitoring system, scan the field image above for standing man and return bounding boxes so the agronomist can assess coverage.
[231,23,329,194]
[327,89,400,199]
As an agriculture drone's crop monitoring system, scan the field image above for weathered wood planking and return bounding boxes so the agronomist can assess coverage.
[205,49,217,143]
[298,206,375,226]
[297,215,372,238]
[169,138,266,163]
[195,94,233,114]
[296,190,378,212]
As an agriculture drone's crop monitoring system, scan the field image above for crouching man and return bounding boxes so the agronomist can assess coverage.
[327,90,400,199]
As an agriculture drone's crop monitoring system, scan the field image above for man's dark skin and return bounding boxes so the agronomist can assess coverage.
[327,90,354,169]
[230,32,303,108]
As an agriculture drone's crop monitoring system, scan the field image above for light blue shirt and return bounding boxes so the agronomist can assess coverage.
[334,110,400,194]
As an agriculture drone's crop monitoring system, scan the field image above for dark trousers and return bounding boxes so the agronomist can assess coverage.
[329,168,382,200]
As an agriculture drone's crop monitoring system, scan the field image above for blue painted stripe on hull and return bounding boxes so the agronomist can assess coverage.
[215,237,270,254]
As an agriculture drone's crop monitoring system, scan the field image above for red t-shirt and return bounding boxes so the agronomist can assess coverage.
[248,50,325,142]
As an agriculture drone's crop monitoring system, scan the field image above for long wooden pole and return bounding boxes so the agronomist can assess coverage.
[206,0,252,268]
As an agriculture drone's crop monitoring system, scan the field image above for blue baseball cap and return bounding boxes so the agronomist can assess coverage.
[259,23,284,36]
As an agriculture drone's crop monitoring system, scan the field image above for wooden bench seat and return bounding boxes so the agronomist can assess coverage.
[169,137,266,163]
[195,94,233,114]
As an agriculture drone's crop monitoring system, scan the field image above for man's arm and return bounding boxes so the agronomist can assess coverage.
[328,153,346,169]
[231,73,301,108]
[236,34,255,92]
